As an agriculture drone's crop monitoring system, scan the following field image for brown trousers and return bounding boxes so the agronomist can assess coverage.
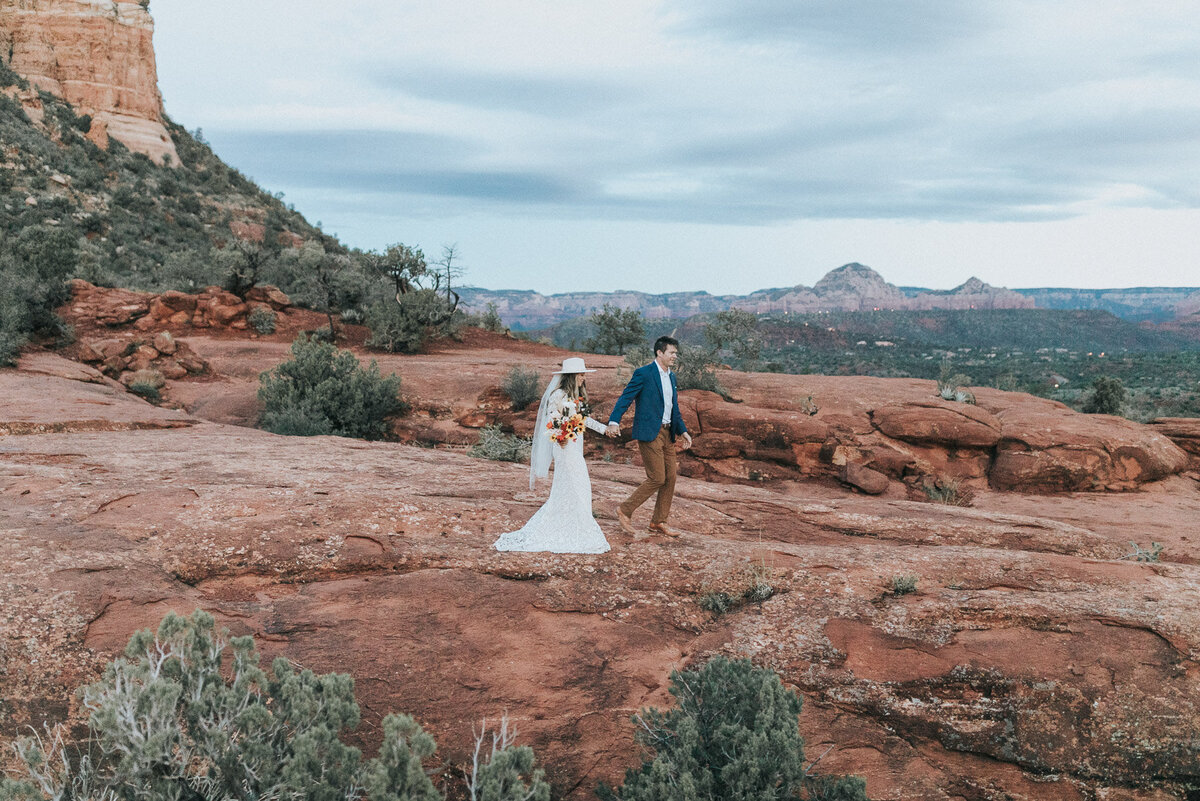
[620,426,677,525]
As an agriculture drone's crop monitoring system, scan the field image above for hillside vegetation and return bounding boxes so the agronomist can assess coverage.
[0,66,334,290]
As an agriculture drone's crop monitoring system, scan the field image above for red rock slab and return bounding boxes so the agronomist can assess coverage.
[870,400,1001,448]
[682,392,830,446]
[1150,417,1200,465]
[2,354,192,432]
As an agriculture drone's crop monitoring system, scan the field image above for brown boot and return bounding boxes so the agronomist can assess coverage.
[616,505,637,536]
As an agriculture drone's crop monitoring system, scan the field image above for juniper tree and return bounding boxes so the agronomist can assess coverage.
[1083,375,1126,415]
[586,304,645,356]
[258,334,407,439]
[600,656,868,801]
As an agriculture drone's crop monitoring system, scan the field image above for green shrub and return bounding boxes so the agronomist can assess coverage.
[463,717,551,801]
[890,574,919,596]
[0,610,548,801]
[936,363,975,403]
[697,560,776,617]
[365,289,461,354]
[1125,541,1163,562]
[698,591,733,615]
[704,308,761,366]
[502,365,541,411]
[258,335,407,439]
[921,477,974,507]
[127,380,161,402]
[0,224,78,365]
[158,248,223,292]
[248,305,278,334]
[469,425,532,463]
[599,656,868,801]
[480,301,504,333]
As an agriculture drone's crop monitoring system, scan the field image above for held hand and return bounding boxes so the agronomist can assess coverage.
[606,422,620,438]
[680,432,693,451]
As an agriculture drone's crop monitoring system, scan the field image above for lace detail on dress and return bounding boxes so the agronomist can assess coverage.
[494,391,610,554]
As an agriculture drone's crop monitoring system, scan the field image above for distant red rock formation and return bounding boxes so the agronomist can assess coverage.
[461,263,1036,329]
[0,0,178,164]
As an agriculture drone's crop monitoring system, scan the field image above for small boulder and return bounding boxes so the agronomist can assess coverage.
[245,285,291,309]
[207,298,247,325]
[158,290,198,313]
[157,359,188,380]
[457,411,493,429]
[76,342,104,363]
[840,462,891,495]
[101,355,127,376]
[176,352,208,374]
[97,301,150,327]
[153,331,177,355]
[872,402,1001,448]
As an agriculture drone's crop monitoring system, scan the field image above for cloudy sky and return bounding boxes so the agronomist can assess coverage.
[152,1,1200,294]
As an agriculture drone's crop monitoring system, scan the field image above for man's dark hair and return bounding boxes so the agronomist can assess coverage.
[654,335,679,355]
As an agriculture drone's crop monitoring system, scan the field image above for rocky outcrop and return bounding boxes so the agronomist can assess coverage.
[58,280,309,387]
[64,278,292,333]
[669,379,1186,494]
[4,356,1200,799]
[1150,417,1200,469]
[0,0,177,164]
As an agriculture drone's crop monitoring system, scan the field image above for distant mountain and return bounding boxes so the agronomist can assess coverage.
[463,262,1200,330]
[1012,287,1200,323]
[461,263,1036,329]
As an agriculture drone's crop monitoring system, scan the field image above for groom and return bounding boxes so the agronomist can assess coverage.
[606,336,693,537]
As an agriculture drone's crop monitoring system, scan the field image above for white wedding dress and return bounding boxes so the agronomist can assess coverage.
[494,389,611,554]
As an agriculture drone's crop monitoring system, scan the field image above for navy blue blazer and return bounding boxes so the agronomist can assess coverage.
[608,362,688,442]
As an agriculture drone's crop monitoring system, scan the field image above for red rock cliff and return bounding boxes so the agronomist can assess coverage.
[0,0,178,164]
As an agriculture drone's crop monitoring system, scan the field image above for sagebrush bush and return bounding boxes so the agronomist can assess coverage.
[126,369,164,402]
[922,477,974,507]
[0,610,549,801]
[480,301,504,333]
[258,335,407,439]
[0,224,78,366]
[248,305,277,334]
[469,425,532,463]
[890,574,919,595]
[599,656,868,801]
[502,365,541,411]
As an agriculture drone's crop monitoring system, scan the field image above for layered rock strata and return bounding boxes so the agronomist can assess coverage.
[0,0,178,164]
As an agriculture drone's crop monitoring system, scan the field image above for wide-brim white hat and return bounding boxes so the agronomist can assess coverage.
[553,357,596,374]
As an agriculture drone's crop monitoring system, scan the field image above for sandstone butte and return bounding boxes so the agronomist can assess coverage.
[0,0,177,164]
[3,283,1200,800]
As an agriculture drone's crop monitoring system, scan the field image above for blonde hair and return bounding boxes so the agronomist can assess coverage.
[560,372,588,403]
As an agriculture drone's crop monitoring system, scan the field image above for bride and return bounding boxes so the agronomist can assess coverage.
[494,357,611,553]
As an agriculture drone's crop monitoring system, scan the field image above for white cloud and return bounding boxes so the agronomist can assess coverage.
[151,0,1200,290]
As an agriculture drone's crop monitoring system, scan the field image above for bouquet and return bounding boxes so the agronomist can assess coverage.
[546,397,587,446]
